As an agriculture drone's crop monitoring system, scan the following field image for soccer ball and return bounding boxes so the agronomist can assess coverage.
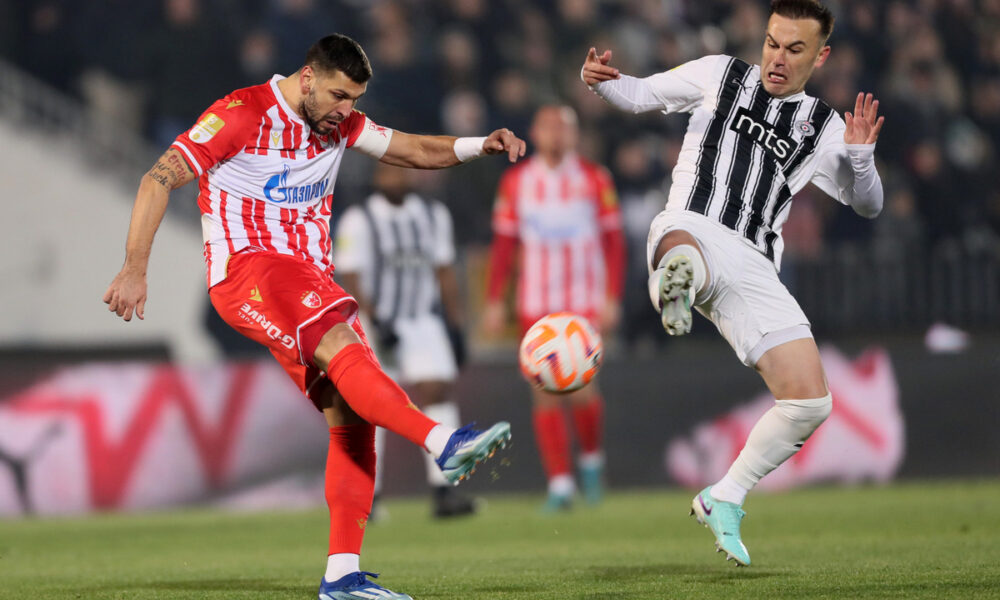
[518,312,603,393]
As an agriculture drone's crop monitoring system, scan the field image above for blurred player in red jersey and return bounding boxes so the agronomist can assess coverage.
[103,34,524,600]
[484,105,625,511]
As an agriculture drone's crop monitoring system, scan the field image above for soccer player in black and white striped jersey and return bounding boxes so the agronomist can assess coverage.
[334,163,475,519]
[583,0,884,566]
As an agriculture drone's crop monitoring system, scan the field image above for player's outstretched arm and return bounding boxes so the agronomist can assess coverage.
[379,129,526,169]
[103,147,196,321]
[813,92,885,219]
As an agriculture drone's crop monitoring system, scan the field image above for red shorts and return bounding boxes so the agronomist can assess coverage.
[209,250,377,404]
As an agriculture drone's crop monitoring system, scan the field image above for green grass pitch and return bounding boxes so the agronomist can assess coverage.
[1,480,997,599]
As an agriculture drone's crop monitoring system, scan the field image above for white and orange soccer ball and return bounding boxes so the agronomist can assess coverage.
[518,312,603,393]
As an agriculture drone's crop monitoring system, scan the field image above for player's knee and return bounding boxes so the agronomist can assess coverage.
[312,322,361,367]
[775,392,832,431]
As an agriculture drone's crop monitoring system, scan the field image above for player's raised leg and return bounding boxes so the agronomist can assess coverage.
[693,337,830,566]
[649,230,708,336]
[311,318,510,482]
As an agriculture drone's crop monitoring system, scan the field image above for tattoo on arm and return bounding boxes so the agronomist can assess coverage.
[147,161,176,189]
[146,149,195,190]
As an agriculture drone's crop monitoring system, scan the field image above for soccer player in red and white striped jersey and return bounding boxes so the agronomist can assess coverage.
[103,34,524,600]
[484,105,625,511]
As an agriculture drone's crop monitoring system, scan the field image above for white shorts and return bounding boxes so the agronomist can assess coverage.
[387,314,458,383]
[647,209,812,367]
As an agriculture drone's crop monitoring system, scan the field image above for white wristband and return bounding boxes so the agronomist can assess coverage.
[454,136,487,162]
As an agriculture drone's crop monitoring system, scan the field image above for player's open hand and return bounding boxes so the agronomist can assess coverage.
[484,128,527,163]
[103,268,148,321]
[581,47,620,86]
[844,92,884,145]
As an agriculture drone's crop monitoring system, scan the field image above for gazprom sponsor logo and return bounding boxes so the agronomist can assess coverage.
[263,165,330,205]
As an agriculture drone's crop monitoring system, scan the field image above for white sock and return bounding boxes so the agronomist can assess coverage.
[373,426,386,496]
[724,393,833,493]
[578,451,603,469]
[549,473,576,497]
[324,553,360,582]
[424,424,456,458]
[710,474,749,505]
[421,402,461,486]
[648,244,707,310]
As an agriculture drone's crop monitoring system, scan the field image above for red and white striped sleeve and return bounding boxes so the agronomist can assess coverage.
[491,168,521,237]
[341,110,393,158]
[171,96,255,176]
[590,164,625,301]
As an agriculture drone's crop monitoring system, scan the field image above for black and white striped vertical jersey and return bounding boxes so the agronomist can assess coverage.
[333,193,454,325]
[605,55,861,269]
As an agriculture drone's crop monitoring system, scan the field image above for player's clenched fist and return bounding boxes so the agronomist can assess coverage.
[580,47,620,86]
[483,128,527,163]
[103,269,147,321]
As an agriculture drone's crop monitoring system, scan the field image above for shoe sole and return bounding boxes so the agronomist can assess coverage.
[445,422,512,484]
[689,496,750,567]
[660,256,693,336]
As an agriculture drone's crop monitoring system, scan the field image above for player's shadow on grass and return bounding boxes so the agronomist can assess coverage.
[590,564,779,583]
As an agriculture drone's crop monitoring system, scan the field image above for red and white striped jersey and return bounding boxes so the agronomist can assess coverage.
[487,154,625,320]
[172,75,391,287]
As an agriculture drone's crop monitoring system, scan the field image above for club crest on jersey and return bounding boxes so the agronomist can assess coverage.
[730,107,798,164]
[263,165,330,205]
[795,120,816,137]
[301,291,322,308]
[189,113,225,144]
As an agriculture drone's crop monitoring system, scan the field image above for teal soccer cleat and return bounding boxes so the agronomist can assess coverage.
[659,255,694,336]
[318,571,412,600]
[435,422,511,484]
[580,462,603,505]
[690,486,751,566]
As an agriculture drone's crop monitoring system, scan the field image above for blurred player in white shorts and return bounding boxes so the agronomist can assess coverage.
[335,162,475,519]
[583,0,885,566]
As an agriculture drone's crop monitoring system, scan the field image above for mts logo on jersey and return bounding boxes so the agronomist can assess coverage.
[729,107,798,164]
[263,165,331,205]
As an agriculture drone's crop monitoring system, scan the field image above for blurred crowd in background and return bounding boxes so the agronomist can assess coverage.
[3,0,999,345]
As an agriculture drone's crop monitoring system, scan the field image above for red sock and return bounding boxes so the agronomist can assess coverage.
[326,344,437,447]
[571,395,604,454]
[326,424,376,555]
[533,406,571,478]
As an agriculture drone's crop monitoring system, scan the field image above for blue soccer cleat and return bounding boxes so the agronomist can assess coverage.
[318,571,412,600]
[659,254,694,336]
[435,422,511,484]
[690,486,751,566]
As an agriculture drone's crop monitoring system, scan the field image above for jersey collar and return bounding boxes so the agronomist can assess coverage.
[269,74,308,127]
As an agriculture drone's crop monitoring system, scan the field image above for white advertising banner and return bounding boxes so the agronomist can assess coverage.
[0,362,327,516]
[666,346,905,490]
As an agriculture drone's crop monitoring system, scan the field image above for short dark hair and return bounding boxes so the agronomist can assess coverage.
[305,34,372,83]
[770,0,835,40]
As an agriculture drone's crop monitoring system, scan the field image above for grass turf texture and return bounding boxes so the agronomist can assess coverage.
[0,480,997,599]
